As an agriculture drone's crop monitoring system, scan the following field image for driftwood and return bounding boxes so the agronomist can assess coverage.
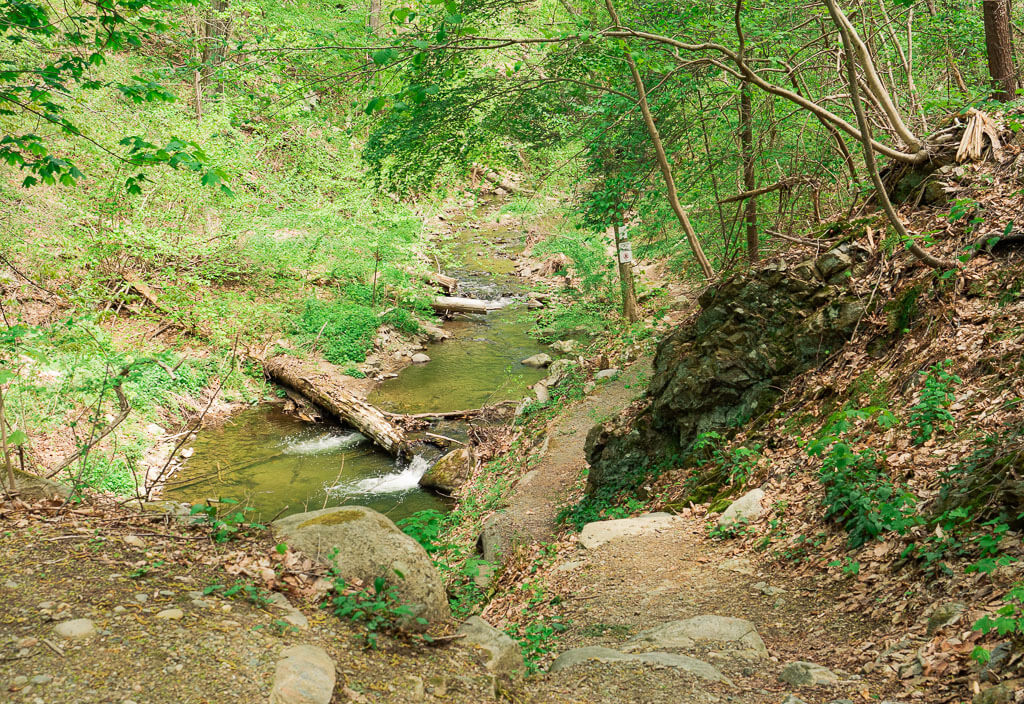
[389,400,518,421]
[404,267,457,294]
[265,356,408,456]
[431,296,491,315]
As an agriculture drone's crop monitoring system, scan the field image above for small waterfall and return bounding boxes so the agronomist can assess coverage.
[329,455,431,496]
[282,431,366,455]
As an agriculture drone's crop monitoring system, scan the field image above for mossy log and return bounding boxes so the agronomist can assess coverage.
[265,356,408,456]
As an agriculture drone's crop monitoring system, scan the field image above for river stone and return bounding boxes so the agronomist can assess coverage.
[625,615,767,659]
[595,368,619,380]
[579,513,679,549]
[270,644,335,704]
[551,340,576,354]
[457,617,524,678]
[54,618,96,640]
[521,353,552,368]
[273,507,450,629]
[718,488,765,527]
[533,382,550,403]
[543,358,575,387]
[411,353,430,364]
[779,661,840,686]
[549,646,728,683]
[419,449,471,494]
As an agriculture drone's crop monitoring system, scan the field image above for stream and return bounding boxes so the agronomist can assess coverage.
[165,210,548,522]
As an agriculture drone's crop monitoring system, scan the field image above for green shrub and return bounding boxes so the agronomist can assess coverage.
[908,360,961,445]
[295,299,378,364]
[380,307,422,335]
[808,408,918,548]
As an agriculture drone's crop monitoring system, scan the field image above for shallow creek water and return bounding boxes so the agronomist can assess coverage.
[166,212,548,522]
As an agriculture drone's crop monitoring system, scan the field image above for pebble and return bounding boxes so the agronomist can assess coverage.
[37,601,55,610]
[54,618,97,640]
[30,675,52,685]
[156,608,184,620]
[113,606,127,614]
[16,637,39,649]
[158,590,174,597]
[12,675,28,686]
[4,579,19,589]
[134,593,148,603]
[123,535,146,548]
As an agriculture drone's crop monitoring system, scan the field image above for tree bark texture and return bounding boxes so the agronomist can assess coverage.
[984,0,1017,101]
[739,81,758,262]
[264,356,407,456]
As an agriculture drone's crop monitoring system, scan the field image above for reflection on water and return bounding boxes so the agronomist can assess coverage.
[164,407,448,522]
[369,304,548,414]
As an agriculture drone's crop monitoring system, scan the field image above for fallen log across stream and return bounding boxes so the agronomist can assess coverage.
[264,357,519,457]
[430,296,493,315]
[264,356,409,456]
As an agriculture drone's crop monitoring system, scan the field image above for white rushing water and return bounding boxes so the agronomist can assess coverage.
[330,455,431,496]
[282,431,366,455]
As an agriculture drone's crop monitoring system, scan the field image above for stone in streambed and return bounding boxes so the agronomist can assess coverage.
[270,644,335,704]
[595,368,619,380]
[521,353,552,368]
[411,353,430,364]
[419,449,471,494]
[551,340,576,354]
[273,506,449,630]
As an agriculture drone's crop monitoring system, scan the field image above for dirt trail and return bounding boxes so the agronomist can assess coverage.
[484,361,650,556]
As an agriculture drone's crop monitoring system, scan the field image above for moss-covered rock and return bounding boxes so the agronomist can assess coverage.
[586,243,871,495]
[419,448,471,494]
[274,506,450,629]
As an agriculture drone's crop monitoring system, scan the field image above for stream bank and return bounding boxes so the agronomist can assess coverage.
[164,203,553,522]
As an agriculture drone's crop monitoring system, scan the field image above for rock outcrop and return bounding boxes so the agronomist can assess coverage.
[273,507,450,629]
[586,244,870,494]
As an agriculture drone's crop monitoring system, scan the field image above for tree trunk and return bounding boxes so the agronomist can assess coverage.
[613,222,639,322]
[984,0,1017,101]
[264,356,408,456]
[369,0,381,32]
[605,0,715,280]
[201,0,231,93]
[739,80,758,262]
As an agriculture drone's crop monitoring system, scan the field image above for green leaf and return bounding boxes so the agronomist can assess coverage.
[8,430,28,445]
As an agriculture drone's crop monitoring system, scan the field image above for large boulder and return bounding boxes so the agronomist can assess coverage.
[419,449,471,493]
[273,507,450,629]
[586,244,870,494]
